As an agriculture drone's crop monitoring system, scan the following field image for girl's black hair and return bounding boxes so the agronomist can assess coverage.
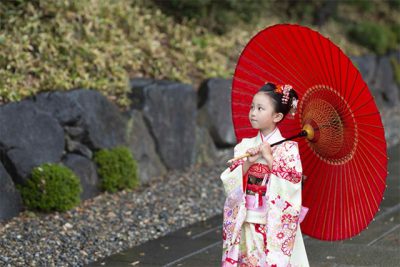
[258,82,298,117]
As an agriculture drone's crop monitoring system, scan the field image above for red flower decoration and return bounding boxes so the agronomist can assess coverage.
[274,84,283,94]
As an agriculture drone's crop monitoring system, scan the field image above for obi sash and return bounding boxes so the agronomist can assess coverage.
[244,163,270,224]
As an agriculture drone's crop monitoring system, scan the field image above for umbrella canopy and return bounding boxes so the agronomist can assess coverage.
[231,23,388,241]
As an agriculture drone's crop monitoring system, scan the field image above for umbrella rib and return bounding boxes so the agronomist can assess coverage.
[232,88,257,98]
[344,96,374,118]
[342,55,351,100]
[348,83,368,108]
[346,61,359,102]
[357,144,387,215]
[357,133,388,167]
[277,27,316,86]
[345,159,358,237]
[297,29,328,88]
[352,149,380,224]
[337,45,344,97]
[358,127,387,144]
[288,27,322,89]
[348,154,366,235]
[342,162,352,239]
[357,141,387,192]
[307,153,329,235]
[307,30,333,89]
[252,40,308,88]
[232,80,259,92]
[345,62,359,104]
[352,111,381,119]
[301,144,319,169]
[318,32,337,89]
[233,74,263,90]
[356,150,380,214]
[280,27,319,87]
[357,139,387,185]
[352,151,374,232]
[330,153,339,240]
[298,142,317,167]
[340,162,349,238]
[357,123,384,129]
[319,34,337,91]
[236,57,285,86]
[256,33,309,89]
[235,64,269,85]
[328,37,339,92]
[320,163,333,240]
[240,53,286,84]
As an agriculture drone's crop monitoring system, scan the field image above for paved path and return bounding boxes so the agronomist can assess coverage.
[87,145,400,266]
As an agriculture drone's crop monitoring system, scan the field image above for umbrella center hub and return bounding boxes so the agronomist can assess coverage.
[300,85,358,165]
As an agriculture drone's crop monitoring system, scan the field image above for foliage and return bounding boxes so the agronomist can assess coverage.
[348,22,398,55]
[93,146,139,193]
[152,0,271,34]
[0,0,234,107]
[0,0,399,108]
[18,163,82,212]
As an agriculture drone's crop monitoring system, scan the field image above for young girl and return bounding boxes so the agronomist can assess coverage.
[220,82,309,267]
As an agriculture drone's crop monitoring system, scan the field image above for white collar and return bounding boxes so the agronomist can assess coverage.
[261,128,277,141]
[255,127,284,145]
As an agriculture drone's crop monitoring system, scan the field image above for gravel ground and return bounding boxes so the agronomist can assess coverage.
[0,151,232,267]
[0,106,398,267]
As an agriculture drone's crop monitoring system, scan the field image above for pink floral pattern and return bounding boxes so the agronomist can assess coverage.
[271,142,302,184]
[230,159,245,172]
[221,135,306,267]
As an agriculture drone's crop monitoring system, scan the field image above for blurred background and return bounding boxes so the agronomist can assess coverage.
[1,0,399,108]
[0,1,399,266]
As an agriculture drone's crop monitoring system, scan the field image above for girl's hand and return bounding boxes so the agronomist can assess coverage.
[260,141,273,168]
[246,146,261,163]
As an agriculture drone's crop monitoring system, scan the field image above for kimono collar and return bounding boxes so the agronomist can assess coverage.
[255,127,284,145]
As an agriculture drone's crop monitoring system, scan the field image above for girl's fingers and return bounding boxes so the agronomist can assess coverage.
[247,148,259,156]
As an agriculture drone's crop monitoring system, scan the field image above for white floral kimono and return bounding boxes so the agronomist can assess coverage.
[220,128,309,267]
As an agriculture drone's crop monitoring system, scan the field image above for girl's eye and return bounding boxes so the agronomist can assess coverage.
[258,107,263,111]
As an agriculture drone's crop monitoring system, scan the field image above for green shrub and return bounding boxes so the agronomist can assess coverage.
[0,0,233,107]
[94,146,139,193]
[18,163,82,212]
[153,0,271,34]
[348,21,398,55]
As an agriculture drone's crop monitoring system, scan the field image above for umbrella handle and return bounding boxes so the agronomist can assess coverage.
[226,125,314,166]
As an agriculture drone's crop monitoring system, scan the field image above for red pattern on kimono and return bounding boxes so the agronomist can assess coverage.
[271,142,302,184]
[220,129,309,267]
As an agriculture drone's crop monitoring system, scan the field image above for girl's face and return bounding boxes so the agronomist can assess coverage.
[249,92,283,131]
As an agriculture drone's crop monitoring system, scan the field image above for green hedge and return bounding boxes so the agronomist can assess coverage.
[348,21,398,55]
[0,0,233,107]
[94,146,139,193]
[153,0,271,34]
[18,163,82,212]
[0,0,398,108]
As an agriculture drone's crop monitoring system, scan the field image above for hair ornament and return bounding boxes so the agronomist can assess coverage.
[281,84,291,104]
[264,81,298,118]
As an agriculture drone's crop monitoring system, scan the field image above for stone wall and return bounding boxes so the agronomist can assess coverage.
[1,51,399,221]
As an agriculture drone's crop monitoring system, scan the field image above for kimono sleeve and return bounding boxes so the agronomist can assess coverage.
[265,141,303,266]
[220,140,247,197]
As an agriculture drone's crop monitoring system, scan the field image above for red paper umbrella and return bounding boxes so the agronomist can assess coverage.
[231,24,388,241]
